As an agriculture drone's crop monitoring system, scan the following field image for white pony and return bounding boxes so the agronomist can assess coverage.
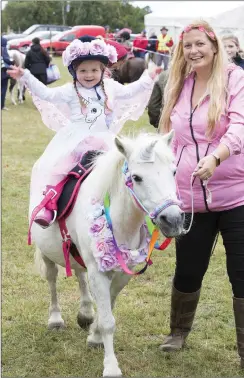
[8,50,26,105]
[33,131,184,377]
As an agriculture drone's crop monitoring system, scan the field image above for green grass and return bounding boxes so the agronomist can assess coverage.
[2,57,243,377]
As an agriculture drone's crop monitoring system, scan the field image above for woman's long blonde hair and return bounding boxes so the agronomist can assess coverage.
[159,20,228,138]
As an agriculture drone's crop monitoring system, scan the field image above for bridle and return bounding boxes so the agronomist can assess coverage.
[122,161,181,221]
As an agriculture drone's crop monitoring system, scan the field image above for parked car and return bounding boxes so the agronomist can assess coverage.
[40,25,106,55]
[7,31,62,53]
[4,24,71,42]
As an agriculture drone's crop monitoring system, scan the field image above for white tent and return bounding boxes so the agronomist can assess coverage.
[145,5,244,46]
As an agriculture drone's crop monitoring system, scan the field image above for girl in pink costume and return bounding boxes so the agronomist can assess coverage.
[8,36,161,228]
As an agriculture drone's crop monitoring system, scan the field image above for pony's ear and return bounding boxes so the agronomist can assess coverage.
[162,129,174,146]
[115,136,132,158]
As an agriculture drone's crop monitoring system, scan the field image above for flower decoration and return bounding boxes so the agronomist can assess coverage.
[62,38,118,67]
[179,25,216,42]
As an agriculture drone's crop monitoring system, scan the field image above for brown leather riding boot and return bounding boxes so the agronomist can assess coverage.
[159,286,201,352]
[233,297,244,369]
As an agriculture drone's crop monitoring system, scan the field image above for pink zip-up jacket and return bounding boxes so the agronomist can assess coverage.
[171,64,244,213]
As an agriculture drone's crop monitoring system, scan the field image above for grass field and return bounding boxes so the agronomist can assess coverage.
[2,57,243,377]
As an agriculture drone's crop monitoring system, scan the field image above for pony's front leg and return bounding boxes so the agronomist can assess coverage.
[110,271,131,309]
[87,265,122,377]
[74,268,94,328]
[42,255,65,329]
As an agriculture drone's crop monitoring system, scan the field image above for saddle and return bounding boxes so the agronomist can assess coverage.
[28,150,102,276]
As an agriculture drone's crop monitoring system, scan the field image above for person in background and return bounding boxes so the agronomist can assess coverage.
[104,25,115,41]
[105,39,128,81]
[222,34,244,69]
[147,31,158,64]
[1,36,13,110]
[133,30,148,59]
[156,26,173,69]
[148,71,168,128]
[148,46,175,127]
[119,31,134,59]
[24,37,51,85]
[159,20,244,369]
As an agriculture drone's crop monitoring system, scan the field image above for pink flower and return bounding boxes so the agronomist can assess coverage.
[208,31,215,39]
[107,45,118,64]
[62,39,90,66]
[90,39,107,55]
[184,25,192,33]
[198,26,205,32]
[90,217,105,235]
[95,238,118,271]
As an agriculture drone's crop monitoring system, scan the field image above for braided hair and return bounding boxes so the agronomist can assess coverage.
[100,79,112,113]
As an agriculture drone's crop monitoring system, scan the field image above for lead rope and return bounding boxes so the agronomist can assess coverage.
[181,174,195,234]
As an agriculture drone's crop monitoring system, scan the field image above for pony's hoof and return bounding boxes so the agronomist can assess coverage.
[48,319,65,330]
[77,313,94,329]
[103,366,122,377]
[87,334,104,348]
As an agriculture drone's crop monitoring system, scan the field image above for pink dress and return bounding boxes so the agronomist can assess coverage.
[20,69,155,215]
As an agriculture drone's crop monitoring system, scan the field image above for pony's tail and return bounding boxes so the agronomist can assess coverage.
[34,247,47,277]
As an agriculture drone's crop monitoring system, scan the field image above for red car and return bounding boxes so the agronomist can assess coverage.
[8,31,61,53]
[40,25,106,55]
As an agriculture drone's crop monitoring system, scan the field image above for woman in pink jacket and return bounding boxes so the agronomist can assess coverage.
[159,20,244,368]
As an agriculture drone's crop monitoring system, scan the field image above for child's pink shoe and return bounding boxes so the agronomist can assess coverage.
[34,208,56,228]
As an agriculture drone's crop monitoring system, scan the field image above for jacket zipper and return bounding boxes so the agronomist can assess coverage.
[189,79,211,212]
[176,145,186,167]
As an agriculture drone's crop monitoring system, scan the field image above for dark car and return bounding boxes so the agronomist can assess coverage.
[4,24,71,41]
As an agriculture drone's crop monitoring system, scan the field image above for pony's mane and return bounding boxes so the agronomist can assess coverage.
[92,133,174,200]
[92,145,125,200]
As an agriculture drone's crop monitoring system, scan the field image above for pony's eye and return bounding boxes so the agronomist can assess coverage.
[91,108,97,113]
[132,174,143,183]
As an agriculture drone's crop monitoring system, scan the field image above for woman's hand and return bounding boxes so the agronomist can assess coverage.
[6,65,24,80]
[193,155,217,181]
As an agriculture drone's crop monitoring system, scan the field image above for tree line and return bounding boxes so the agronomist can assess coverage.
[2,1,152,34]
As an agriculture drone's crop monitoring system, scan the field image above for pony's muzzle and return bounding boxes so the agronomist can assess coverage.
[156,206,185,237]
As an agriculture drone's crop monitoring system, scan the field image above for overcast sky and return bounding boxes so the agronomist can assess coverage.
[2,1,244,17]
[131,1,243,18]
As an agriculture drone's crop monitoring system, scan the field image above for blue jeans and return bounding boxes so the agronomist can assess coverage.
[1,77,8,109]
[134,51,146,59]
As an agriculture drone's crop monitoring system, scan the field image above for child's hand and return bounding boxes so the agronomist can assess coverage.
[7,65,24,80]
[104,67,112,79]
[148,61,163,79]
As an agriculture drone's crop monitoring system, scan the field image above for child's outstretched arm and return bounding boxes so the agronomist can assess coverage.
[112,63,162,100]
[7,65,72,103]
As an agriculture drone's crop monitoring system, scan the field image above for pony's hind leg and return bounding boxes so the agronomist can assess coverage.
[42,254,65,329]
[74,268,94,328]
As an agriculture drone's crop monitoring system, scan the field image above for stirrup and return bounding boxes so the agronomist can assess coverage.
[34,210,57,229]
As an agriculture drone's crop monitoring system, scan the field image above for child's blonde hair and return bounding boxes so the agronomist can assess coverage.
[159,20,228,138]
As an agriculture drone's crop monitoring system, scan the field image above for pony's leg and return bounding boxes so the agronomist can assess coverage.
[87,265,122,377]
[42,255,65,329]
[18,81,24,104]
[87,272,131,348]
[9,79,17,105]
[74,268,94,328]
[110,271,131,310]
